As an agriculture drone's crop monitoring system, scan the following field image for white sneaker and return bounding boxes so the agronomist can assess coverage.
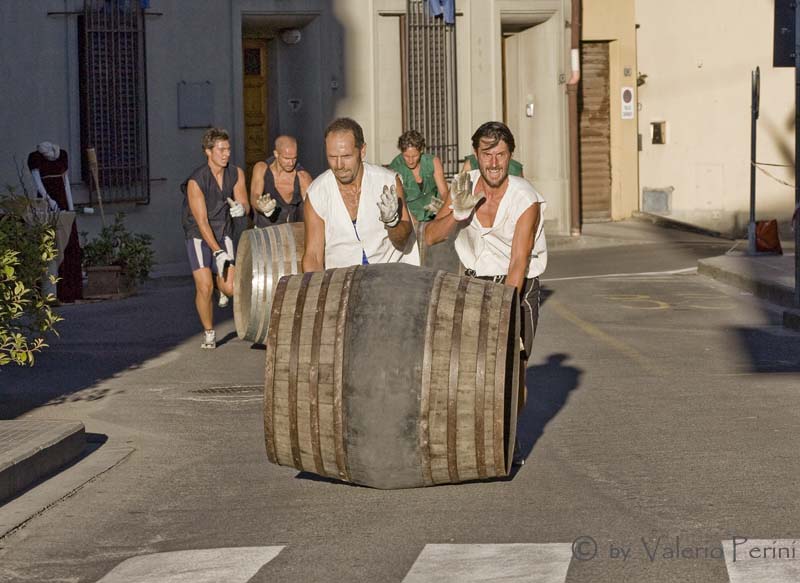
[218,291,230,308]
[201,329,216,349]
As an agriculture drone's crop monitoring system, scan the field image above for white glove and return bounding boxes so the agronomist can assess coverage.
[377,185,400,228]
[45,195,60,212]
[254,193,277,217]
[423,195,444,215]
[213,249,233,277]
[449,173,482,221]
[227,197,245,218]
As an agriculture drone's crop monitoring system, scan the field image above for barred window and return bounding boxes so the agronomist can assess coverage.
[403,0,459,177]
[78,0,150,204]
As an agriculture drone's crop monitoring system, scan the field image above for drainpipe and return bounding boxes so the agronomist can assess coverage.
[566,0,582,236]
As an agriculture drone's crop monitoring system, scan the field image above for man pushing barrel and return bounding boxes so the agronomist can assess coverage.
[302,117,420,271]
[424,121,546,361]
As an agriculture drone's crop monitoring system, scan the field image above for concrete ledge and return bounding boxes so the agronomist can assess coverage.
[0,420,86,504]
[697,255,796,308]
[632,211,734,240]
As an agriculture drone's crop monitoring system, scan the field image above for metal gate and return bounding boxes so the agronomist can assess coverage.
[79,0,150,204]
[403,0,459,177]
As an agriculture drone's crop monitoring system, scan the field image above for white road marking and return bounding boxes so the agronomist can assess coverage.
[402,544,572,583]
[723,539,800,583]
[94,546,284,583]
[542,267,697,282]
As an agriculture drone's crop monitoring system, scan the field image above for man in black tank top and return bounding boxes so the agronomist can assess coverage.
[249,135,313,226]
[182,128,250,349]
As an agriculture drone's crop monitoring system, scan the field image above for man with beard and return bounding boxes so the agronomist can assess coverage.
[250,135,313,226]
[424,121,546,363]
[302,117,419,271]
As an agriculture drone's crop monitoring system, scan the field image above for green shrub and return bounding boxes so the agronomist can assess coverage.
[81,213,154,283]
[0,190,63,367]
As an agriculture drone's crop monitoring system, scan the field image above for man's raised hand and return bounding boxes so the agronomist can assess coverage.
[377,184,401,228]
[449,172,481,221]
[254,193,277,217]
[423,194,444,215]
[226,197,245,218]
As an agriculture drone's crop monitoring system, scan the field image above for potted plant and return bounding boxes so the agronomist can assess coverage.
[81,213,154,298]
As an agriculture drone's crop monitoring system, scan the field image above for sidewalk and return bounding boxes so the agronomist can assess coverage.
[1,218,798,520]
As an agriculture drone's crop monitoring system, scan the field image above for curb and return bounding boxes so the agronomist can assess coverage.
[697,259,796,309]
[0,420,86,505]
[631,211,735,240]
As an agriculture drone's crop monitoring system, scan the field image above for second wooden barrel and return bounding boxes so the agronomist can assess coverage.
[264,263,521,489]
[234,223,304,344]
[417,221,464,274]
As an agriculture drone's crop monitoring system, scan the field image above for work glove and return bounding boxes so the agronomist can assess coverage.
[213,249,233,277]
[449,173,482,221]
[227,197,245,218]
[423,194,444,215]
[254,193,277,217]
[377,185,401,228]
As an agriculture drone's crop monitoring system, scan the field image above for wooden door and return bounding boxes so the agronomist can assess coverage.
[580,41,612,222]
[243,39,268,181]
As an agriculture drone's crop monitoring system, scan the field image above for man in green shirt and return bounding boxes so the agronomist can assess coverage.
[388,130,449,222]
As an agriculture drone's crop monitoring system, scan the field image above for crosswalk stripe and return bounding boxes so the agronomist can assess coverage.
[723,539,800,583]
[401,543,572,583]
[94,546,285,583]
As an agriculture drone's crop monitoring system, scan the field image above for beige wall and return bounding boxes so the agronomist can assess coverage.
[583,0,639,220]
[459,0,573,234]
[325,0,574,234]
[635,0,795,235]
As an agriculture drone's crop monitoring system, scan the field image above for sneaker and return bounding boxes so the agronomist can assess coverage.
[201,329,216,349]
[218,291,229,308]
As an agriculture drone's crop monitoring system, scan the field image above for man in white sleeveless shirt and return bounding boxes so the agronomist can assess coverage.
[424,121,547,362]
[302,117,420,271]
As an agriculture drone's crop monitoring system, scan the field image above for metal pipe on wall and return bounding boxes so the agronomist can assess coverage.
[566,0,582,236]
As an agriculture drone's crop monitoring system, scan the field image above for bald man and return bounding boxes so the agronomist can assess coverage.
[249,135,313,226]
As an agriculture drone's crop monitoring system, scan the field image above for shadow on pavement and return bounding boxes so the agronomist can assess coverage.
[0,281,234,419]
[516,353,583,463]
[732,326,800,373]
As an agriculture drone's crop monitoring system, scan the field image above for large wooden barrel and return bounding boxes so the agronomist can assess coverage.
[417,221,464,274]
[234,223,304,344]
[263,263,521,489]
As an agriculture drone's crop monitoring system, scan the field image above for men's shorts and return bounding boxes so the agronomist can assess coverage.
[186,236,234,274]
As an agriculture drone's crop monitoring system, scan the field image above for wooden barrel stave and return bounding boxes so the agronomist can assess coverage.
[264,263,519,489]
[233,223,304,344]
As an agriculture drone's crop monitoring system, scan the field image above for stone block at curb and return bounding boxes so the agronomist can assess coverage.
[0,420,86,505]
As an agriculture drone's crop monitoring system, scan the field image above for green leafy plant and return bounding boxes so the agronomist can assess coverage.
[81,213,154,283]
[0,188,63,367]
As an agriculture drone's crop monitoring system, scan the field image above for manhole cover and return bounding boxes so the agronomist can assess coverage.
[189,385,262,395]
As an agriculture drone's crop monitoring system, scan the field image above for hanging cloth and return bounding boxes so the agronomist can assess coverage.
[428,0,455,25]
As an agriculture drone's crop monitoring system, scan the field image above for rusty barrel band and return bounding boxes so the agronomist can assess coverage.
[288,272,313,470]
[309,269,333,476]
[419,270,445,486]
[493,286,513,476]
[333,267,357,482]
[446,276,470,484]
[474,283,493,479]
[264,275,290,464]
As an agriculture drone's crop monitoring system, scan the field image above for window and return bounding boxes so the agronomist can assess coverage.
[78,0,150,204]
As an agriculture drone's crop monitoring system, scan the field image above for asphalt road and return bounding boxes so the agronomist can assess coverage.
[1,223,799,582]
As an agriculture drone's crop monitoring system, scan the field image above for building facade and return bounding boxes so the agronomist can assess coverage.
[1,0,576,275]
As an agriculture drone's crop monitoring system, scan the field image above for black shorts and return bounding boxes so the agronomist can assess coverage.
[185,236,234,274]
